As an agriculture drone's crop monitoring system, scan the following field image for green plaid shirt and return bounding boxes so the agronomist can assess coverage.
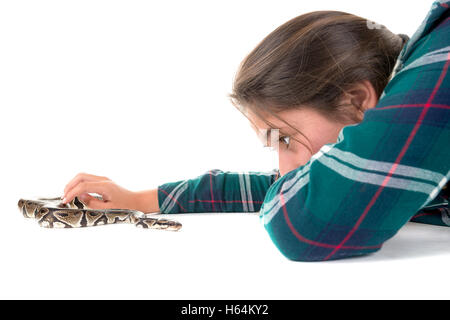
[157,0,450,261]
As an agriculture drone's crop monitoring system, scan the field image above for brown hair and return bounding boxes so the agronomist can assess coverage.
[228,10,408,125]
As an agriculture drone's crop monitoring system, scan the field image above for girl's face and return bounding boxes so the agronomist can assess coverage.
[245,107,353,177]
[243,81,378,176]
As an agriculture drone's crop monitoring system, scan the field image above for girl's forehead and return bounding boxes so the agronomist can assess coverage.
[246,107,297,133]
[245,108,282,129]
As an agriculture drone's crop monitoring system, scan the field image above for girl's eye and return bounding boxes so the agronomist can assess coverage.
[279,136,290,147]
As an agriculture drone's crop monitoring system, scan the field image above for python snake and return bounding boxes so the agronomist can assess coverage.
[17,195,182,231]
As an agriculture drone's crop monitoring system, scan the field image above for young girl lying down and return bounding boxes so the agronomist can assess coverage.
[61,1,450,261]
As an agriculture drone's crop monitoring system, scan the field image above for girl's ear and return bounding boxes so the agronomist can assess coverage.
[340,80,379,122]
[347,80,378,112]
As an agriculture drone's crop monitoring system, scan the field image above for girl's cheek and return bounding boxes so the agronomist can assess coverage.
[278,145,312,176]
[278,149,298,176]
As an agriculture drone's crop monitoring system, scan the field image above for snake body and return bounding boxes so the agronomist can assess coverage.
[17,196,182,231]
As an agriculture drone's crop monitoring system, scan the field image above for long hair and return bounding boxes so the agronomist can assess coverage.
[228,10,408,125]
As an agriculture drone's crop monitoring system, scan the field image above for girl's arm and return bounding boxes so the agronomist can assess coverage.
[133,188,160,213]
[155,168,279,214]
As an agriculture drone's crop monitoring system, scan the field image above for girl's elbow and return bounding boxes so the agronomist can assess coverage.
[269,234,381,262]
[268,237,322,262]
[276,246,326,262]
[274,243,378,262]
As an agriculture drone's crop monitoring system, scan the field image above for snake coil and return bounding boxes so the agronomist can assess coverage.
[17,196,182,231]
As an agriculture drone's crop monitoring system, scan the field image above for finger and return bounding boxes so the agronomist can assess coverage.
[79,193,97,204]
[64,173,109,196]
[63,181,111,204]
[63,173,109,197]
[83,198,117,210]
[79,193,106,203]
[79,193,115,209]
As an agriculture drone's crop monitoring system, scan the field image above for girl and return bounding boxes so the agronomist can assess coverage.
[61,1,450,261]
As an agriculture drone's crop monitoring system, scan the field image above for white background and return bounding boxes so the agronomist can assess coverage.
[1,0,449,299]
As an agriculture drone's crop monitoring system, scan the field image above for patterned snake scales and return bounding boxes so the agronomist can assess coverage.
[17,195,182,231]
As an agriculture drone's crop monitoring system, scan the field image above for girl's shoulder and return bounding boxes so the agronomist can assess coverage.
[391,1,449,79]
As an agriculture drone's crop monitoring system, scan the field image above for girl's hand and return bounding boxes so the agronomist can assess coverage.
[62,173,137,210]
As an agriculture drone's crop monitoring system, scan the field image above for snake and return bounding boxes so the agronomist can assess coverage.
[18,183,447,231]
[17,195,182,231]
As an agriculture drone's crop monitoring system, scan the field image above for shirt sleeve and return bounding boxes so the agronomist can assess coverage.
[259,7,450,261]
[409,183,450,226]
[157,168,280,214]
[409,207,450,226]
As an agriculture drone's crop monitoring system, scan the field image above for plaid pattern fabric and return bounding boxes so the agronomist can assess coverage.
[157,0,450,261]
